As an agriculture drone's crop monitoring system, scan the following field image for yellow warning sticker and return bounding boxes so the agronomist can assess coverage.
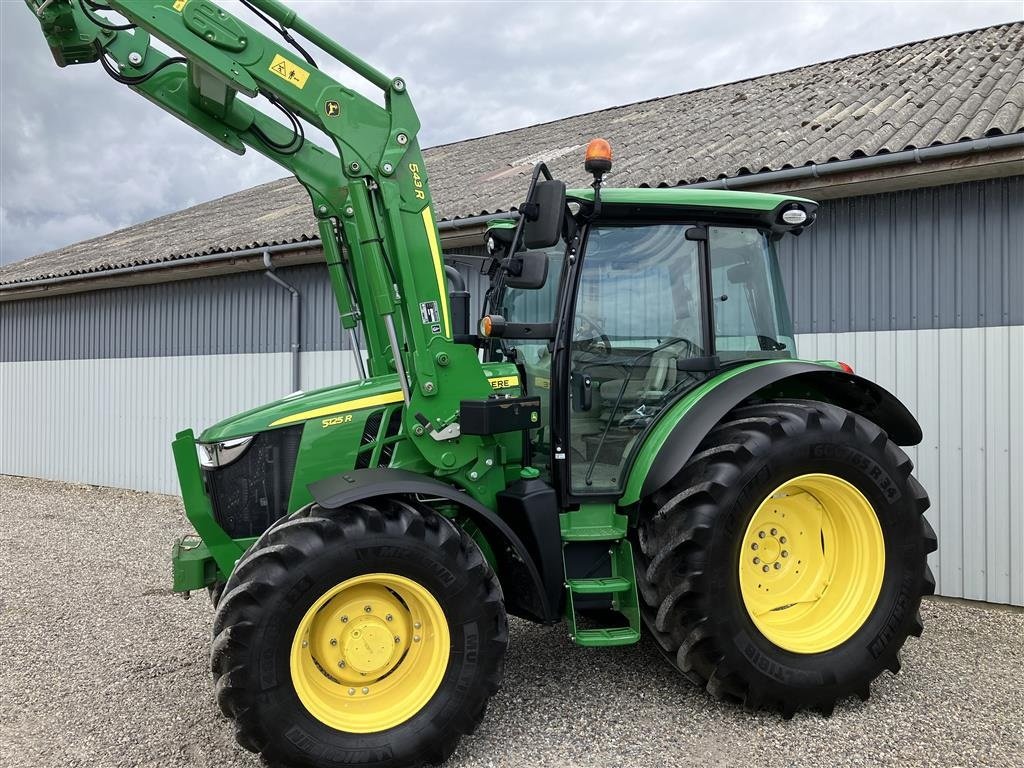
[172,0,188,12]
[268,54,309,89]
[534,376,550,389]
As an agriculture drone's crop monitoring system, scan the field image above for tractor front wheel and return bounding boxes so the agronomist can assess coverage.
[635,399,936,715]
[211,498,507,767]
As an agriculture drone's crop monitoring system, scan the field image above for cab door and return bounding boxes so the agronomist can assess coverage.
[559,223,708,495]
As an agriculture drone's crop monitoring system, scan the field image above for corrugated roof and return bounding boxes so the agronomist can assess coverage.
[2,22,1021,287]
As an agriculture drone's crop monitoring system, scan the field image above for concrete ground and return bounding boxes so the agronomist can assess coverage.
[0,475,1020,768]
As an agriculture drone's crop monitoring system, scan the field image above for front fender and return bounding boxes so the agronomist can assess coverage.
[620,360,922,506]
[307,468,557,624]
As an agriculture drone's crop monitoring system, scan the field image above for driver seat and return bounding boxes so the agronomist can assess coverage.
[598,319,697,413]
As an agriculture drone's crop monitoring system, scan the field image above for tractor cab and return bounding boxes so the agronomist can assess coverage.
[481,140,815,495]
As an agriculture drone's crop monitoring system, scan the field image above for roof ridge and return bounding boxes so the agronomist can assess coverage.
[424,21,1024,153]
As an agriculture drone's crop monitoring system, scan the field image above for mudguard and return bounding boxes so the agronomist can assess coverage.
[308,468,557,624]
[621,360,923,506]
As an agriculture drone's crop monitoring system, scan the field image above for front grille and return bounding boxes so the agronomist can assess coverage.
[377,408,404,467]
[354,410,384,469]
[204,425,303,538]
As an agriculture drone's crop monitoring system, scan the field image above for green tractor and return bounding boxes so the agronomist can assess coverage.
[29,1,936,766]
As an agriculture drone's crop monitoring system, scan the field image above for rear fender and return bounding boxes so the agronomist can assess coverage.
[307,468,558,624]
[621,361,922,506]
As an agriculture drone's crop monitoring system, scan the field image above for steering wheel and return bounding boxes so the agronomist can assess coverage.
[573,313,612,357]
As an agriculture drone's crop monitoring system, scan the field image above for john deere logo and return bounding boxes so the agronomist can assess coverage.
[325,100,341,117]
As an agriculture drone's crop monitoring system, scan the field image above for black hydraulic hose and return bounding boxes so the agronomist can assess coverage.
[79,0,136,30]
[250,93,305,155]
[239,0,318,68]
[96,46,186,86]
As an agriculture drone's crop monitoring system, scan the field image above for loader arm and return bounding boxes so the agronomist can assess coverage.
[27,0,496,479]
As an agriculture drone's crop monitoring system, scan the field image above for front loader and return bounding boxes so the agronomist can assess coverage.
[27,2,937,766]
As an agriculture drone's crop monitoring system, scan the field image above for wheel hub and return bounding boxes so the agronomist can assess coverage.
[343,620,397,675]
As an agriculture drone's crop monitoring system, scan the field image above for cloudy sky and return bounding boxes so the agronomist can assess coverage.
[1,0,1020,266]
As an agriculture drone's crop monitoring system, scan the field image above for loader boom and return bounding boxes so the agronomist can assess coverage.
[27,0,498,480]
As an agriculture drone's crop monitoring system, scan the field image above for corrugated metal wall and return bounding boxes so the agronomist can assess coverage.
[0,351,362,494]
[796,328,1023,606]
[1,177,1021,604]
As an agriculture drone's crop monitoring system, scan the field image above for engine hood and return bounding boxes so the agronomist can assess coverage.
[198,374,403,443]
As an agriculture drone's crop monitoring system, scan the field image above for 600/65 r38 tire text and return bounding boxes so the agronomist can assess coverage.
[634,399,936,716]
[211,497,508,768]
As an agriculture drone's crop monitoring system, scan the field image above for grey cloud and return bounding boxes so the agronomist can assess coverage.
[2,0,1021,265]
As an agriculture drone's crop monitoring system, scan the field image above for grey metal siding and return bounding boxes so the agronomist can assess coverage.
[779,175,1023,334]
[1,249,493,363]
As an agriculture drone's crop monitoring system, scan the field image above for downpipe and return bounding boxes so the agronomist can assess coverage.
[263,250,302,393]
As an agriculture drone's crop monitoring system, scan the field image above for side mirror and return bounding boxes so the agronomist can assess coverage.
[523,180,566,249]
[505,249,549,289]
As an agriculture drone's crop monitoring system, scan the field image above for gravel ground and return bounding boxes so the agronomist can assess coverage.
[1,474,1021,768]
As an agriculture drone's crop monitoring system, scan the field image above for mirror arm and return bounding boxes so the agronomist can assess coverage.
[510,162,554,253]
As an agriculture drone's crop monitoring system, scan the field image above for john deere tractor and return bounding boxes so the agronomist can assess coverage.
[29,1,936,766]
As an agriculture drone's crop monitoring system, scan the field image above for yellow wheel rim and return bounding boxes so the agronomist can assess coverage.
[289,573,450,733]
[738,473,885,654]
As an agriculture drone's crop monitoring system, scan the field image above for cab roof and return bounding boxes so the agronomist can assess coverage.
[567,187,815,211]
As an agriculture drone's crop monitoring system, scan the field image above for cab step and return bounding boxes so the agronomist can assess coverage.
[562,505,642,649]
[566,576,632,594]
[571,626,641,647]
[559,504,628,541]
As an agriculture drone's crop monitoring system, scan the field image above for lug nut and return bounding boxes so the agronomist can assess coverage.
[762,565,770,573]
[758,531,766,539]
[770,528,778,536]
[782,550,789,558]
[362,687,369,695]
[364,605,372,613]
[386,614,393,622]
[413,635,421,643]
[394,636,401,644]
[330,638,338,646]
[751,543,759,550]
[348,688,356,696]
[340,615,348,623]
[774,562,782,570]
[413,622,421,629]
[338,660,346,669]
[301,640,308,648]
[779,536,787,544]
[753,557,761,565]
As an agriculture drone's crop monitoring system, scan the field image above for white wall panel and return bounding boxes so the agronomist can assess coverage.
[796,326,1024,605]
[0,350,361,495]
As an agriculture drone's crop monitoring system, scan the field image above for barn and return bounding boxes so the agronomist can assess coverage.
[1,23,1021,605]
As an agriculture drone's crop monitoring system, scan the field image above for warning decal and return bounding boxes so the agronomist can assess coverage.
[172,0,188,11]
[268,54,309,89]
[420,301,440,325]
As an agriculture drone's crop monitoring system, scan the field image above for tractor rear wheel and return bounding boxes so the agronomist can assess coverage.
[211,497,507,767]
[634,399,936,715]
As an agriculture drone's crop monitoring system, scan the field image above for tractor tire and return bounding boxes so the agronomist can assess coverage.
[207,580,225,608]
[634,399,936,716]
[211,497,507,767]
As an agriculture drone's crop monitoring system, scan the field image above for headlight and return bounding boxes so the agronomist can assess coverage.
[781,206,808,225]
[197,435,255,469]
